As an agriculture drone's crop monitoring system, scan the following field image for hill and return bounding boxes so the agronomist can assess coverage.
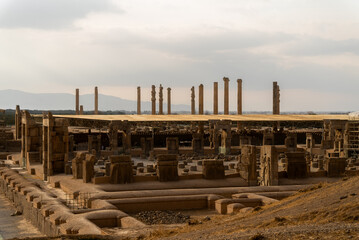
[0,89,189,112]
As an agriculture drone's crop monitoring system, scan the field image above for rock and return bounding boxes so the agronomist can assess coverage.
[340,195,348,200]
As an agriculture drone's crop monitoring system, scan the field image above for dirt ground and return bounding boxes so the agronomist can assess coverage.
[141,175,359,240]
[0,194,43,239]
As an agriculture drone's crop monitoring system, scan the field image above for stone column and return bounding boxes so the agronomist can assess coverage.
[151,85,156,115]
[159,84,164,115]
[75,88,79,115]
[191,86,195,114]
[15,105,21,140]
[223,77,230,115]
[167,87,171,115]
[137,87,141,115]
[237,79,242,115]
[273,81,280,115]
[94,86,99,115]
[199,84,204,115]
[213,82,218,115]
[80,105,84,115]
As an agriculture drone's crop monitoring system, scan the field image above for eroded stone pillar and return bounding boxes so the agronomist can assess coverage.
[191,86,195,114]
[238,145,257,186]
[167,87,171,115]
[80,105,84,115]
[259,145,279,186]
[94,86,98,115]
[151,85,156,115]
[223,77,230,115]
[159,84,164,115]
[273,81,280,115]
[137,86,141,115]
[199,84,204,115]
[237,79,242,115]
[76,88,79,115]
[110,155,133,184]
[213,82,218,114]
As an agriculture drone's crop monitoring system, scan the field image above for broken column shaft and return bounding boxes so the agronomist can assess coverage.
[191,86,195,114]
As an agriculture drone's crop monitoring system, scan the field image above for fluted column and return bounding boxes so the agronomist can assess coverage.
[213,82,218,114]
[167,87,171,115]
[191,86,195,114]
[137,86,141,115]
[273,82,280,115]
[223,77,230,115]
[159,84,163,115]
[75,88,79,115]
[237,79,242,115]
[151,85,156,115]
[199,84,204,115]
[94,86,98,115]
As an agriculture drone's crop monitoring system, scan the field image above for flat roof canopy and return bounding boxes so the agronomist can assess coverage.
[54,114,349,122]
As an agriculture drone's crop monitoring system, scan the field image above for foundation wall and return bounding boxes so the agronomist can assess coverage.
[0,174,59,236]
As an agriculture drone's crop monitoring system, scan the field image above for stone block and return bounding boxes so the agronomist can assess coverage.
[156,154,178,182]
[109,155,133,184]
[202,160,225,180]
[227,203,246,214]
[325,157,347,177]
[285,152,307,178]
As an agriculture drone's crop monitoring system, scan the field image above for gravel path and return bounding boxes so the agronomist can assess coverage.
[134,211,190,225]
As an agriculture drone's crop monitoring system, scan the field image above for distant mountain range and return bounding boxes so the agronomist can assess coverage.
[0,89,190,112]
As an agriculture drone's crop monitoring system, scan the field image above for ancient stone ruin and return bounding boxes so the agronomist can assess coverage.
[0,79,358,238]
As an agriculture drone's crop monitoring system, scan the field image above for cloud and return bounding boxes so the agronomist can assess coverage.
[0,0,120,29]
[282,38,359,56]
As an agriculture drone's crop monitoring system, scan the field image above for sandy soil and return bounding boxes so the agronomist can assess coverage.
[142,175,359,240]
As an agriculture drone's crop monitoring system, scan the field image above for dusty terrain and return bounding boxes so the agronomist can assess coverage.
[142,175,359,240]
[5,175,359,240]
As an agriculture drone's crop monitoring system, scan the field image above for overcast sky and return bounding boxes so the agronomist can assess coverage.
[1,0,358,112]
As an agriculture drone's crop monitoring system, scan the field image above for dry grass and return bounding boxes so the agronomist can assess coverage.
[144,175,359,239]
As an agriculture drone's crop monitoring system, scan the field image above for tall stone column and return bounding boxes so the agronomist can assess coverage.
[237,79,242,115]
[167,87,171,115]
[15,105,21,140]
[151,85,156,115]
[191,86,195,114]
[94,86,99,115]
[137,87,141,115]
[273,81,280,115]
[199,84,204,115]
[223,77,230,115]
[75,88,79,115]
[213,82,218,114]
[159,84,164,115]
